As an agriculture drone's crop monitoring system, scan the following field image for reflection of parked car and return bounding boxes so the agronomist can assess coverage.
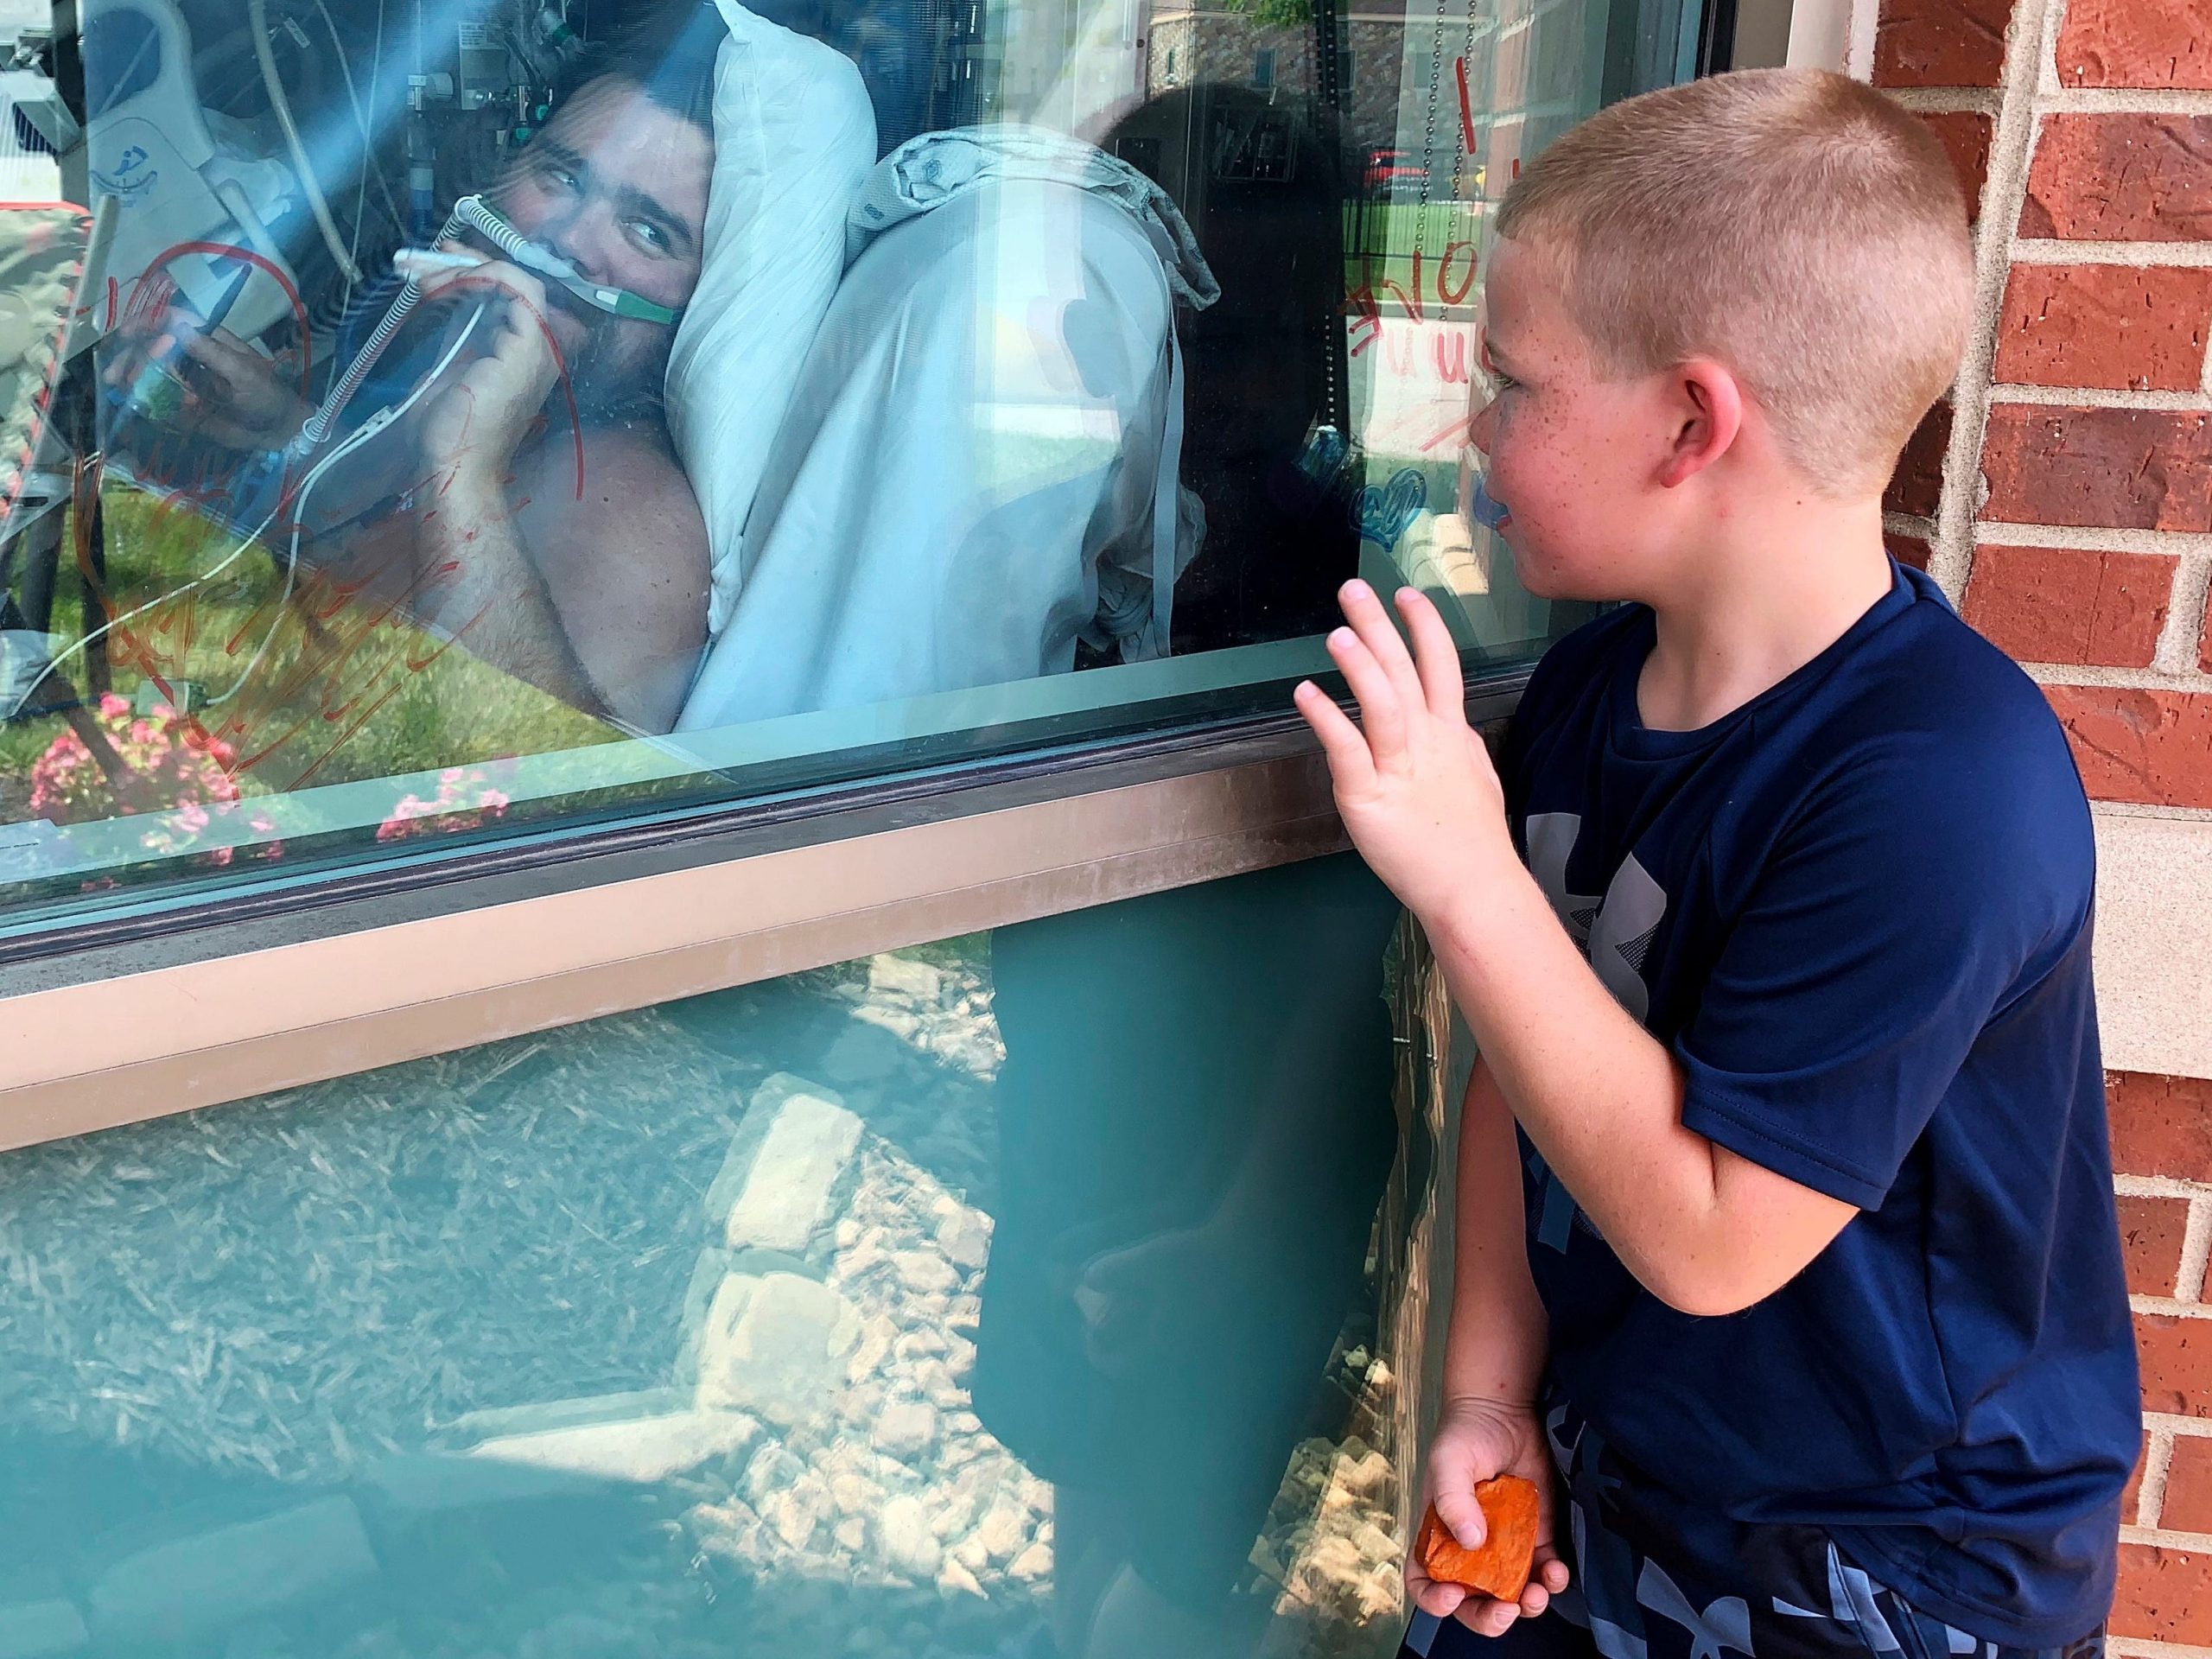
[1363,144,1425,194]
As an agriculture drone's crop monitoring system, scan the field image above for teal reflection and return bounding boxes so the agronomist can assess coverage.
[0,858,1414,1658]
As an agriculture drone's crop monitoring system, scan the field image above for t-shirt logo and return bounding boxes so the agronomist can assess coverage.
[1524,812,1669,1024]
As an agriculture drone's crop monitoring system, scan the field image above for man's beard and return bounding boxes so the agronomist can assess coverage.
[556,306,673,426]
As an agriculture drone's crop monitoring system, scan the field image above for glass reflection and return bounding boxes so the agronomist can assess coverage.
[0,0,1607,918]
[0,855,1438,1657]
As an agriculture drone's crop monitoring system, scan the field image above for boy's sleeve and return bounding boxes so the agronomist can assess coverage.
[1674,733,2091,1211]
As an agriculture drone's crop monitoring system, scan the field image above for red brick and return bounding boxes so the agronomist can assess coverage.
[1885,531,1934,571]
[2021,115,2212,243]
[2048,688,2212,807]
[1994,265,2212,391]
[1873,0,2012,86]
[1980,405,2212,531]
[1921,111,1994,223]
[2056,0,2212,90]
[2121,1194,2195,1297]
[2117,1544,2212,1640]
[1885,403,1952,518]
[1962,543,2176,666]
[2165,1437,2212,1533]
[2112,1072,2212,1185]
[2126,1433,2152,1526]
[2139,1313,2212,1416]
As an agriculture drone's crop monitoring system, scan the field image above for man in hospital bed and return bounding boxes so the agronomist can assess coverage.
[133,13,761,734]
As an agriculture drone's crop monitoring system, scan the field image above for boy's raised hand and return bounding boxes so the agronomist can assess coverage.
[1294,582,1512,921]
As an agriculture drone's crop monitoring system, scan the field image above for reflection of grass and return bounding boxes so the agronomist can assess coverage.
[2,485,617,822]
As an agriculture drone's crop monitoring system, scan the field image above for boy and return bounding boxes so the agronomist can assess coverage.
[1293,67,2139,1659]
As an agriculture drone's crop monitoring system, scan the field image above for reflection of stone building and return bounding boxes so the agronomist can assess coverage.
[1144,0,1408,162]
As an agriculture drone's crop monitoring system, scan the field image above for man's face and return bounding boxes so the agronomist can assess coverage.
[490,76,712,410]
[1467,237,1680,603]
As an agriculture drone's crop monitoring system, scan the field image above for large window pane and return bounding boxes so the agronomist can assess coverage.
[0,0,1642,930]
[0,856,1456,1657]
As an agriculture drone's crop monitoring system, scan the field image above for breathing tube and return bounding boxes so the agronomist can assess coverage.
[291,194,682,456]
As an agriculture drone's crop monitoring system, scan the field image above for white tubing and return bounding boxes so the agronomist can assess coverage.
[250,0,365,289]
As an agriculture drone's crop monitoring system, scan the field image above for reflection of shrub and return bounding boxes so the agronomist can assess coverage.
[376,767,512,843]
[29,695,282,866]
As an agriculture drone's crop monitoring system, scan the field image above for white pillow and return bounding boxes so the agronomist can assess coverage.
[665,1,876,639]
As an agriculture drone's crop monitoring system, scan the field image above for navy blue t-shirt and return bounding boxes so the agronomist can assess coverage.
[1500,563,2139,1646]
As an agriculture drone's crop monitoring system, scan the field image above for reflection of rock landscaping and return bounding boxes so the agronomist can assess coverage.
[0,943,1421,1657]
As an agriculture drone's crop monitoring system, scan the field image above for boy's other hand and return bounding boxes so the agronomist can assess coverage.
[1294,582,1513,923]
[1411,1395,1571,1634]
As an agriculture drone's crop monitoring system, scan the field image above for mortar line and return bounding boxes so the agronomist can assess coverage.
[1928,0,2064,602]
[2021,663,2212,690]
[2149,1412,2212,1437]
[2152,551,2211,677]
[1986,385,2212,410]
[2012,240,2212,267]
[2179,1193,2212,1303]
[2139,1426,2179,1526]
[2131,1293,2212,1318]
[2038,87,2212,115]
[1974,524,2212,554]
[2119,1173,2212,1199]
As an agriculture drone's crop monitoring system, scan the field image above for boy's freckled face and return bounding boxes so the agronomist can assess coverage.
[1469,237,1669,602]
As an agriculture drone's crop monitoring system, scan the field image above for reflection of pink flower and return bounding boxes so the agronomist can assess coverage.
[375,767,512,843]
[30,696,283,870]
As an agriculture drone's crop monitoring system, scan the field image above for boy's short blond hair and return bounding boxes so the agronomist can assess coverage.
[1496,67,1974,498]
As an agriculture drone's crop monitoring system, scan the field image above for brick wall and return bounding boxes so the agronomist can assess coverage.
[1868,0,2212,1640]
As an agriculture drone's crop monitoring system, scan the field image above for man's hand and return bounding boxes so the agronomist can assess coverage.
[411,250,565,486]
[104,312,309,451]
[1293,581,1515,921]
[1410,1395,1572,1634]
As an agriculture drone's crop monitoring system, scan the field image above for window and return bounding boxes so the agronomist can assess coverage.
[1336,47,1354,92]
[0,859,1456,1656]
[0,0,1687,947]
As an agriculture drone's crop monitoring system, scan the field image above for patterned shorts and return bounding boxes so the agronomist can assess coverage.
[1400,1402,2106,1659]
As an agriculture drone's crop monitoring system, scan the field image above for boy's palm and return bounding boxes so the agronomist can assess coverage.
[1294,582,1512,921]
[1411,1395,1572,1635]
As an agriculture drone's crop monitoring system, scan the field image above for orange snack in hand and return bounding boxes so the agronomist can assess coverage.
[1416,1474,1541,1599]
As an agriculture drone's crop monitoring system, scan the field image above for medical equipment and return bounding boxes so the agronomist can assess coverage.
[393,230,683,323]
[296,192,677,454]
[79,0,306,349]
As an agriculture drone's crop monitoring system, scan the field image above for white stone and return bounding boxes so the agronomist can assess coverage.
[467,1410,756,1485]
[951,1534,990,1573]
[765,1482,829,1550]
[869,955,944,1002]
[974,1503,1027,1564]
[830,1471,880,1517]
[696,1272,860,1426]
[1007,1542,1052,1583]
[878,1495,942,1579]
[743,1441,807,1504]
[894,1251,958,1295]
[938,1560,985,1599]
[935,1212,991,1272]
[873,1400,938,1460]
[720,1081,861,1253]
[833,1516,868,1554]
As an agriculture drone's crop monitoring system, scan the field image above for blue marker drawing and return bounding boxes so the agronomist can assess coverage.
[1355,467,1428,547]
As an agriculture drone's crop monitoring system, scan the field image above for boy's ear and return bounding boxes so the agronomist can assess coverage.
[1656,357,1744,490]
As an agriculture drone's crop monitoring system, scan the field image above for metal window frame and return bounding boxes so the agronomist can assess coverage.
[0,677,1526,1154]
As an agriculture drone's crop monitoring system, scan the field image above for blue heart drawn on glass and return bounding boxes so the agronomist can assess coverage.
[1352,467,1427,547]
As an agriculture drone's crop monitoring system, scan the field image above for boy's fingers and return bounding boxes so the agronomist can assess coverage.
[1519,1582,1551,1619]
[1432,1489,1488,1551]
[1338,580,1425,707]
[1396,585,1467,722]
[1457,1596,1522,1637]
[1414,1580,1469,1620]
[1293,681,1378,795]
[1325,626,1408,764]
